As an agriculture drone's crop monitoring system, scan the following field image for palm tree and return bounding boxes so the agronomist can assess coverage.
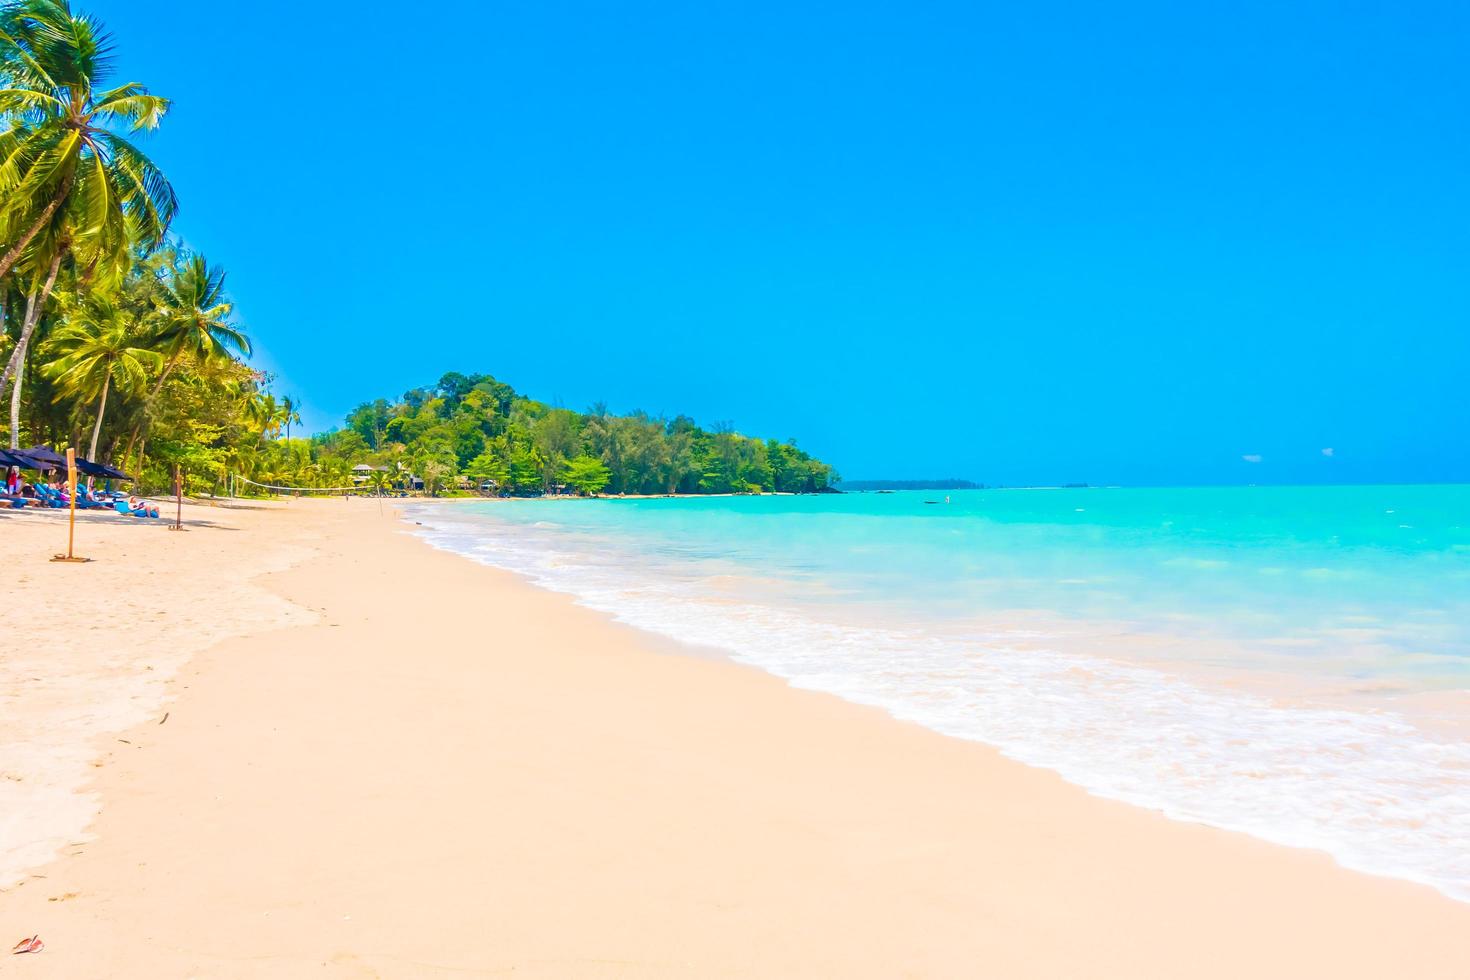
[1,232,64,440]
[148,252,249,393]
[366,469,392,496]
[315,455,351,489]
[0,0,176,396]
[115,251,249,461]
[222,439,262,494]
[43,295,160,458]
[246,391,280,440]
[0,1,175,275]
[281,394,300,443]
[4,244,60,447]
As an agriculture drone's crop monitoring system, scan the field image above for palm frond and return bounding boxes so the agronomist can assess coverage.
[0,15,61,94]
[4,125,78,202]
[28,2,113,91]
[92,88,168,131]
[0,85,64,117]
[98,130,176,244]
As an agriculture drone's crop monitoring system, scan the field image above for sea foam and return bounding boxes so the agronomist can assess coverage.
[405,500,1470,902]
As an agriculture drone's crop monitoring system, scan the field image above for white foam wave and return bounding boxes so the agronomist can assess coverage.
[407,507,1470,902]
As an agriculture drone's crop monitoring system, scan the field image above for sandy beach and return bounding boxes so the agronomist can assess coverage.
[2,498,1468,978]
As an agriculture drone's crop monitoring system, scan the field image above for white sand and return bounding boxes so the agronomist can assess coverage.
[2,498,1467,977]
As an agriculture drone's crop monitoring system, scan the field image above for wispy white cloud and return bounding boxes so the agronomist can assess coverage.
[1321,447,1335,457]
[1242,454,1264,464]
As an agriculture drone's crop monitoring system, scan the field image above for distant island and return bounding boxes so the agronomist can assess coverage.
[838,479,985,492]
[317,372,837,496]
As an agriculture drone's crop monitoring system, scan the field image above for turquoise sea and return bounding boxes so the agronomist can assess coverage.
[407,485,1470,900]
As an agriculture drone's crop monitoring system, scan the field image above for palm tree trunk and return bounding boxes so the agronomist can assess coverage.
[88,374,111,460]
[144,348,182,403]
[0,175,73,283]
[118,348,183,469]
[9,357,22,451]
[120,426,140,472]
[0,251,63,398]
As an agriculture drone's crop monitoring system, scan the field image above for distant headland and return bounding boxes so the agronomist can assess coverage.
[316,372,837,497]
[837,479,986,492]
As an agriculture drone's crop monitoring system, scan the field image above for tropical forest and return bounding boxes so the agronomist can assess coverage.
[0,0,834,497]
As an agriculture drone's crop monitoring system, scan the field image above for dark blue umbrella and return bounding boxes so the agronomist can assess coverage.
[1,449,48,470]
[22,445,66,467]
[75,457,131,480]
[0,448,31,469]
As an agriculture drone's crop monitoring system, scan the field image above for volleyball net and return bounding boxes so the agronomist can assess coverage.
[231,475,377,496]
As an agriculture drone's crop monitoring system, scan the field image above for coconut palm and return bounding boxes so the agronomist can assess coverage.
[0,228,63,436]
[4,243,59,446]
[0,1,176,278]
[320,456,352,489]
[281,394,300,443]
[246,391,280,440]
[42,295,160,458]
[148,252,249,393]
[114,250,249,461]
[0,0,176,400]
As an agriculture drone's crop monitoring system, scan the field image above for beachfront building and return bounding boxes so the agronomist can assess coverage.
[350,464,389,485]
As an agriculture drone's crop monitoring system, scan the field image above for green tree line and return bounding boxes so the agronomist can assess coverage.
[312,371,836,496]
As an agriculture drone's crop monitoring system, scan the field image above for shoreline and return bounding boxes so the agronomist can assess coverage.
[406,496,1470,902]
[3,499,1468,976]
[417,499,1470,715]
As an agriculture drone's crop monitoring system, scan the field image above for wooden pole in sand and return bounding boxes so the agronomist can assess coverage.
[169,464,184,531]
[50,448,91,563]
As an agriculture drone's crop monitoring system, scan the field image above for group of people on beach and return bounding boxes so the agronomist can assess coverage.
[3,465,160,518]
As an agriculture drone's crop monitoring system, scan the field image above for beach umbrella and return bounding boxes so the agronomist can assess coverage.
[1,449,49,471]
[74,458,131,480]
[0,448,30,469]
[22,445,66,467]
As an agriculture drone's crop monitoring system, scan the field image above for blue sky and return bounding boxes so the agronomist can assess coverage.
[89,1,1468,485]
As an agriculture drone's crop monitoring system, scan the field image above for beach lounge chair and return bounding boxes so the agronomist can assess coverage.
[34,486,66,508]
[39,485,110,509]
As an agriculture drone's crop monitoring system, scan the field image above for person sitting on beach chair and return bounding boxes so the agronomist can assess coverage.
[38,479,110,510]
[81,486,113,507]
[33,482,65,507]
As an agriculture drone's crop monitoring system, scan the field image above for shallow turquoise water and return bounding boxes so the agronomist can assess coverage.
[408,485,1470,899]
